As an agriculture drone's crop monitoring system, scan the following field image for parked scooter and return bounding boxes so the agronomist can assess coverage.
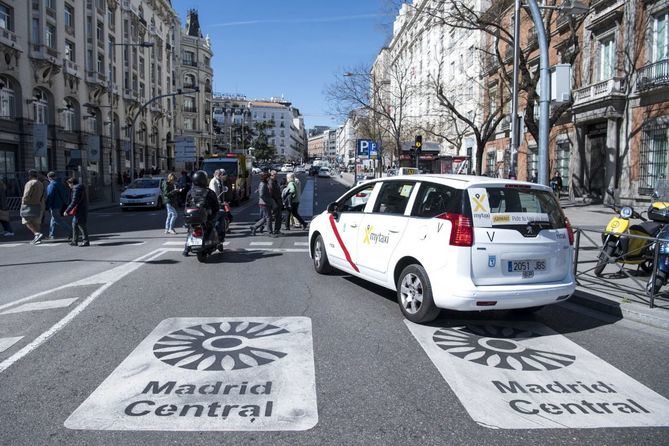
[184,207,224,263]
[594,190,663,276]
[645,185,669,295]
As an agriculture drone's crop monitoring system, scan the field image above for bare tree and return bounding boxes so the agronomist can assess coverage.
[325,55,417,162]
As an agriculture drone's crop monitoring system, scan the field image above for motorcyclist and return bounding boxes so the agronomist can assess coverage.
[183,170,222,257]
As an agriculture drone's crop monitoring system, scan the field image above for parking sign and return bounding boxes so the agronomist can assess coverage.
[357,139,378,158]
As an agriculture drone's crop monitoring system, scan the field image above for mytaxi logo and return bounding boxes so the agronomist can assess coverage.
[363,225,374,245]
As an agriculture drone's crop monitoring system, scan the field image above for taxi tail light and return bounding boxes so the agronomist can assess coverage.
[192,227,204,238]
[565,217,574,246]
[437,213,473,247]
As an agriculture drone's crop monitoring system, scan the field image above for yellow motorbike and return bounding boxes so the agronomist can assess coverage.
[594,204,662,277]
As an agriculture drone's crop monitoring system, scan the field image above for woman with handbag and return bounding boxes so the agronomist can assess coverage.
[20,169,45,244]
[64,177,90,247]
[0,177,14,236]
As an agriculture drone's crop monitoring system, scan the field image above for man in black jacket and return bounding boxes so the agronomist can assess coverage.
[267,170,282,236]
[183,170,222,256]
[64,177,89,247]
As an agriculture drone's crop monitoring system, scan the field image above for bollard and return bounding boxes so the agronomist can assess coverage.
[573,228,581,279]
[649,238,660,309]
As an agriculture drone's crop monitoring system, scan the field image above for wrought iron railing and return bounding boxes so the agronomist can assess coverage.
[637,59,669,91]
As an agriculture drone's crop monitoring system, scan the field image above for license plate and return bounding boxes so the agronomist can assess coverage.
[188,236,203,246]
[507,259,546,273]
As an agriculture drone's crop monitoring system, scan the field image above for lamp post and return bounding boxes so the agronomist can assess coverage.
[510,0,588,185]
[129,87,199,182]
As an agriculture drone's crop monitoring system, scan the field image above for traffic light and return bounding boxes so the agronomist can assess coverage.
[415,135,422,149]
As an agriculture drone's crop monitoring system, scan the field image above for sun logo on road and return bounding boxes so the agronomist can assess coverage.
[432,324,575,371]
[153,321,289,371]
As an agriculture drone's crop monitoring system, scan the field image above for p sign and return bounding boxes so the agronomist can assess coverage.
[356,139,377,158]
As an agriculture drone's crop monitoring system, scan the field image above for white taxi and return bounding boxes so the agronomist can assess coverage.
[308,174,576,323]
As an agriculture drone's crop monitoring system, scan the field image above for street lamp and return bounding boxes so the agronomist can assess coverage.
[509,0,588,185]
[129,87,199,182]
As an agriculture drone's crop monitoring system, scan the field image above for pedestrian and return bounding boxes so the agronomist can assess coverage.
[291,175,302,228]
[64,177,90,247]
[280,178,291,231]
[45,171,70,240]
[250,172,273,236]
[162,173,181,234]
[20,169,45,244]
[209,169,223,198]
[267,169,282,236]
[286,173,308,230]
[550,170,563,195]
[0,177,14,236]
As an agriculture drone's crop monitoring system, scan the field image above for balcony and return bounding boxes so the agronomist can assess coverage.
[573,77,626,107]
[637,59,669,92]
[525,29,538,51]
[183,106,197,113]
[182,59,197,67]
[500,115,511,131]
[63,59,79,76]
[0,28,19,50]
[30,44,61,64]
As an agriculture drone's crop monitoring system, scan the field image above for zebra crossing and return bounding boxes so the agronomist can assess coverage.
[161,239,309,253]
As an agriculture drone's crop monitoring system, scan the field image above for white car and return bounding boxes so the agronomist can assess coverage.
[281,163,294,172]
[294,165,306,173]
[308,174,575,323]
[318,167,331,178]
[120,177,166,210]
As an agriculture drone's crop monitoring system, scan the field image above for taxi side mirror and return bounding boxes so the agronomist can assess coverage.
[327,201,338,215]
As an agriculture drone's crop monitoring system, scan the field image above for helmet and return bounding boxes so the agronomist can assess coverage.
[219,168,226,176]
[192,170,208,188]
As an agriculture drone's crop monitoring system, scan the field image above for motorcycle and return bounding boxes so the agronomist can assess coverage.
[594,190,664,276]
[645,184,669,295]
[184,207,225,263]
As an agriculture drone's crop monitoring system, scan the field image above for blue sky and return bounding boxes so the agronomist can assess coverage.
[171,0,393,129]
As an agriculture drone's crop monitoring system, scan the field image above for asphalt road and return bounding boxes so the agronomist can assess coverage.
[0,173,668,445]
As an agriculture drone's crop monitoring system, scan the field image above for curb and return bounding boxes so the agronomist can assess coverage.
[568,289,669,331]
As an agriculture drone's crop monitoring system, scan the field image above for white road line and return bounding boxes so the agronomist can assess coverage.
[36,243,60,247]
[92,241,145,246]
[246,248,309,253]
[249,241,273,246]
[294,242,308,246]
[0,249,167,374]
[0,337,23,353]
[162,241,184,246]
[0,298,78,315]
[0,243,22,248]
[223,241,230,246]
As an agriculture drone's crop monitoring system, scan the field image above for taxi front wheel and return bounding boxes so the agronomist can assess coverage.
[397,264,439,324]
[313,235,333,274]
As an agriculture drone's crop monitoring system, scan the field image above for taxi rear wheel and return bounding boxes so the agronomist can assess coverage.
[313,235,333,274]
[397,264,439,324]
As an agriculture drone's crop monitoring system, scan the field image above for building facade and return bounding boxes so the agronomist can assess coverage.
[211,94,252,154]
[249,99,304,161]
[0,0,217,202]
[307,132,325,159]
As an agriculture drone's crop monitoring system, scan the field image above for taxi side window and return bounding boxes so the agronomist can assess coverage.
[338,183,376,213]
[412,183,462,218]
[372,181,415,215]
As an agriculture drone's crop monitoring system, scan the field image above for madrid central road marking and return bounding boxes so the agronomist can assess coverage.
[406,320,669,429]
[0,249,171,374]
[65,317,318,431]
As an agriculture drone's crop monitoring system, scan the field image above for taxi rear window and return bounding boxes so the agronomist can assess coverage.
[467,186,565,229]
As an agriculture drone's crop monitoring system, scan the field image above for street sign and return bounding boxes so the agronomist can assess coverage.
[356,139,378,158]
[174,136,197,163]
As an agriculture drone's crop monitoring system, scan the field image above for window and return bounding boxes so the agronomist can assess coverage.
[412,183,463,218]
[184,51,195,66]
[31,18,40,45]
[0,3,11,32]
[639,124,668,194]
[97,53,105,74]
[108,37,115,62]
[184,73,195,87]
[372,181,416,215]
[338,183,376,213]
[64,4,74,29]
[33,90,48,125]
[556,140,570,192]
[183,96,195,112]
[107,8,115,29]
[96,20,103,41]
[46,0,55,10]
[486,152,496,176]
[654,12,669,62]
[0,77,15,119]
[597,36,615,81]
[488,85,498,116]
[46,23,55,49]
[61,100,76,131]
[184,117,195,130]
[65,40,75,62]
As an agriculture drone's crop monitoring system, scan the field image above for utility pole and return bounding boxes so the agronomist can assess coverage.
[509,0,521,180]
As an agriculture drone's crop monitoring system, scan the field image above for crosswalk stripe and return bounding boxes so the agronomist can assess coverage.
[0,297,79,315]
[162,241,184,245]
[294,242,308,246]
[0,337,23,353]
[249,241,273,246]
[0,244,22,247]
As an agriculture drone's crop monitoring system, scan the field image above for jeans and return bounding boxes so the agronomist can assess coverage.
[165,203,177,231]
[271,205,282,233]
[287,202,306,228]
[252,206,271,233]
[49,209,69,237]
[212,210,225,241]
[72,216,89,243]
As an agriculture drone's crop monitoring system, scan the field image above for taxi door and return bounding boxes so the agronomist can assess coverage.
[325,182,378,273]
[357,180,417,280]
